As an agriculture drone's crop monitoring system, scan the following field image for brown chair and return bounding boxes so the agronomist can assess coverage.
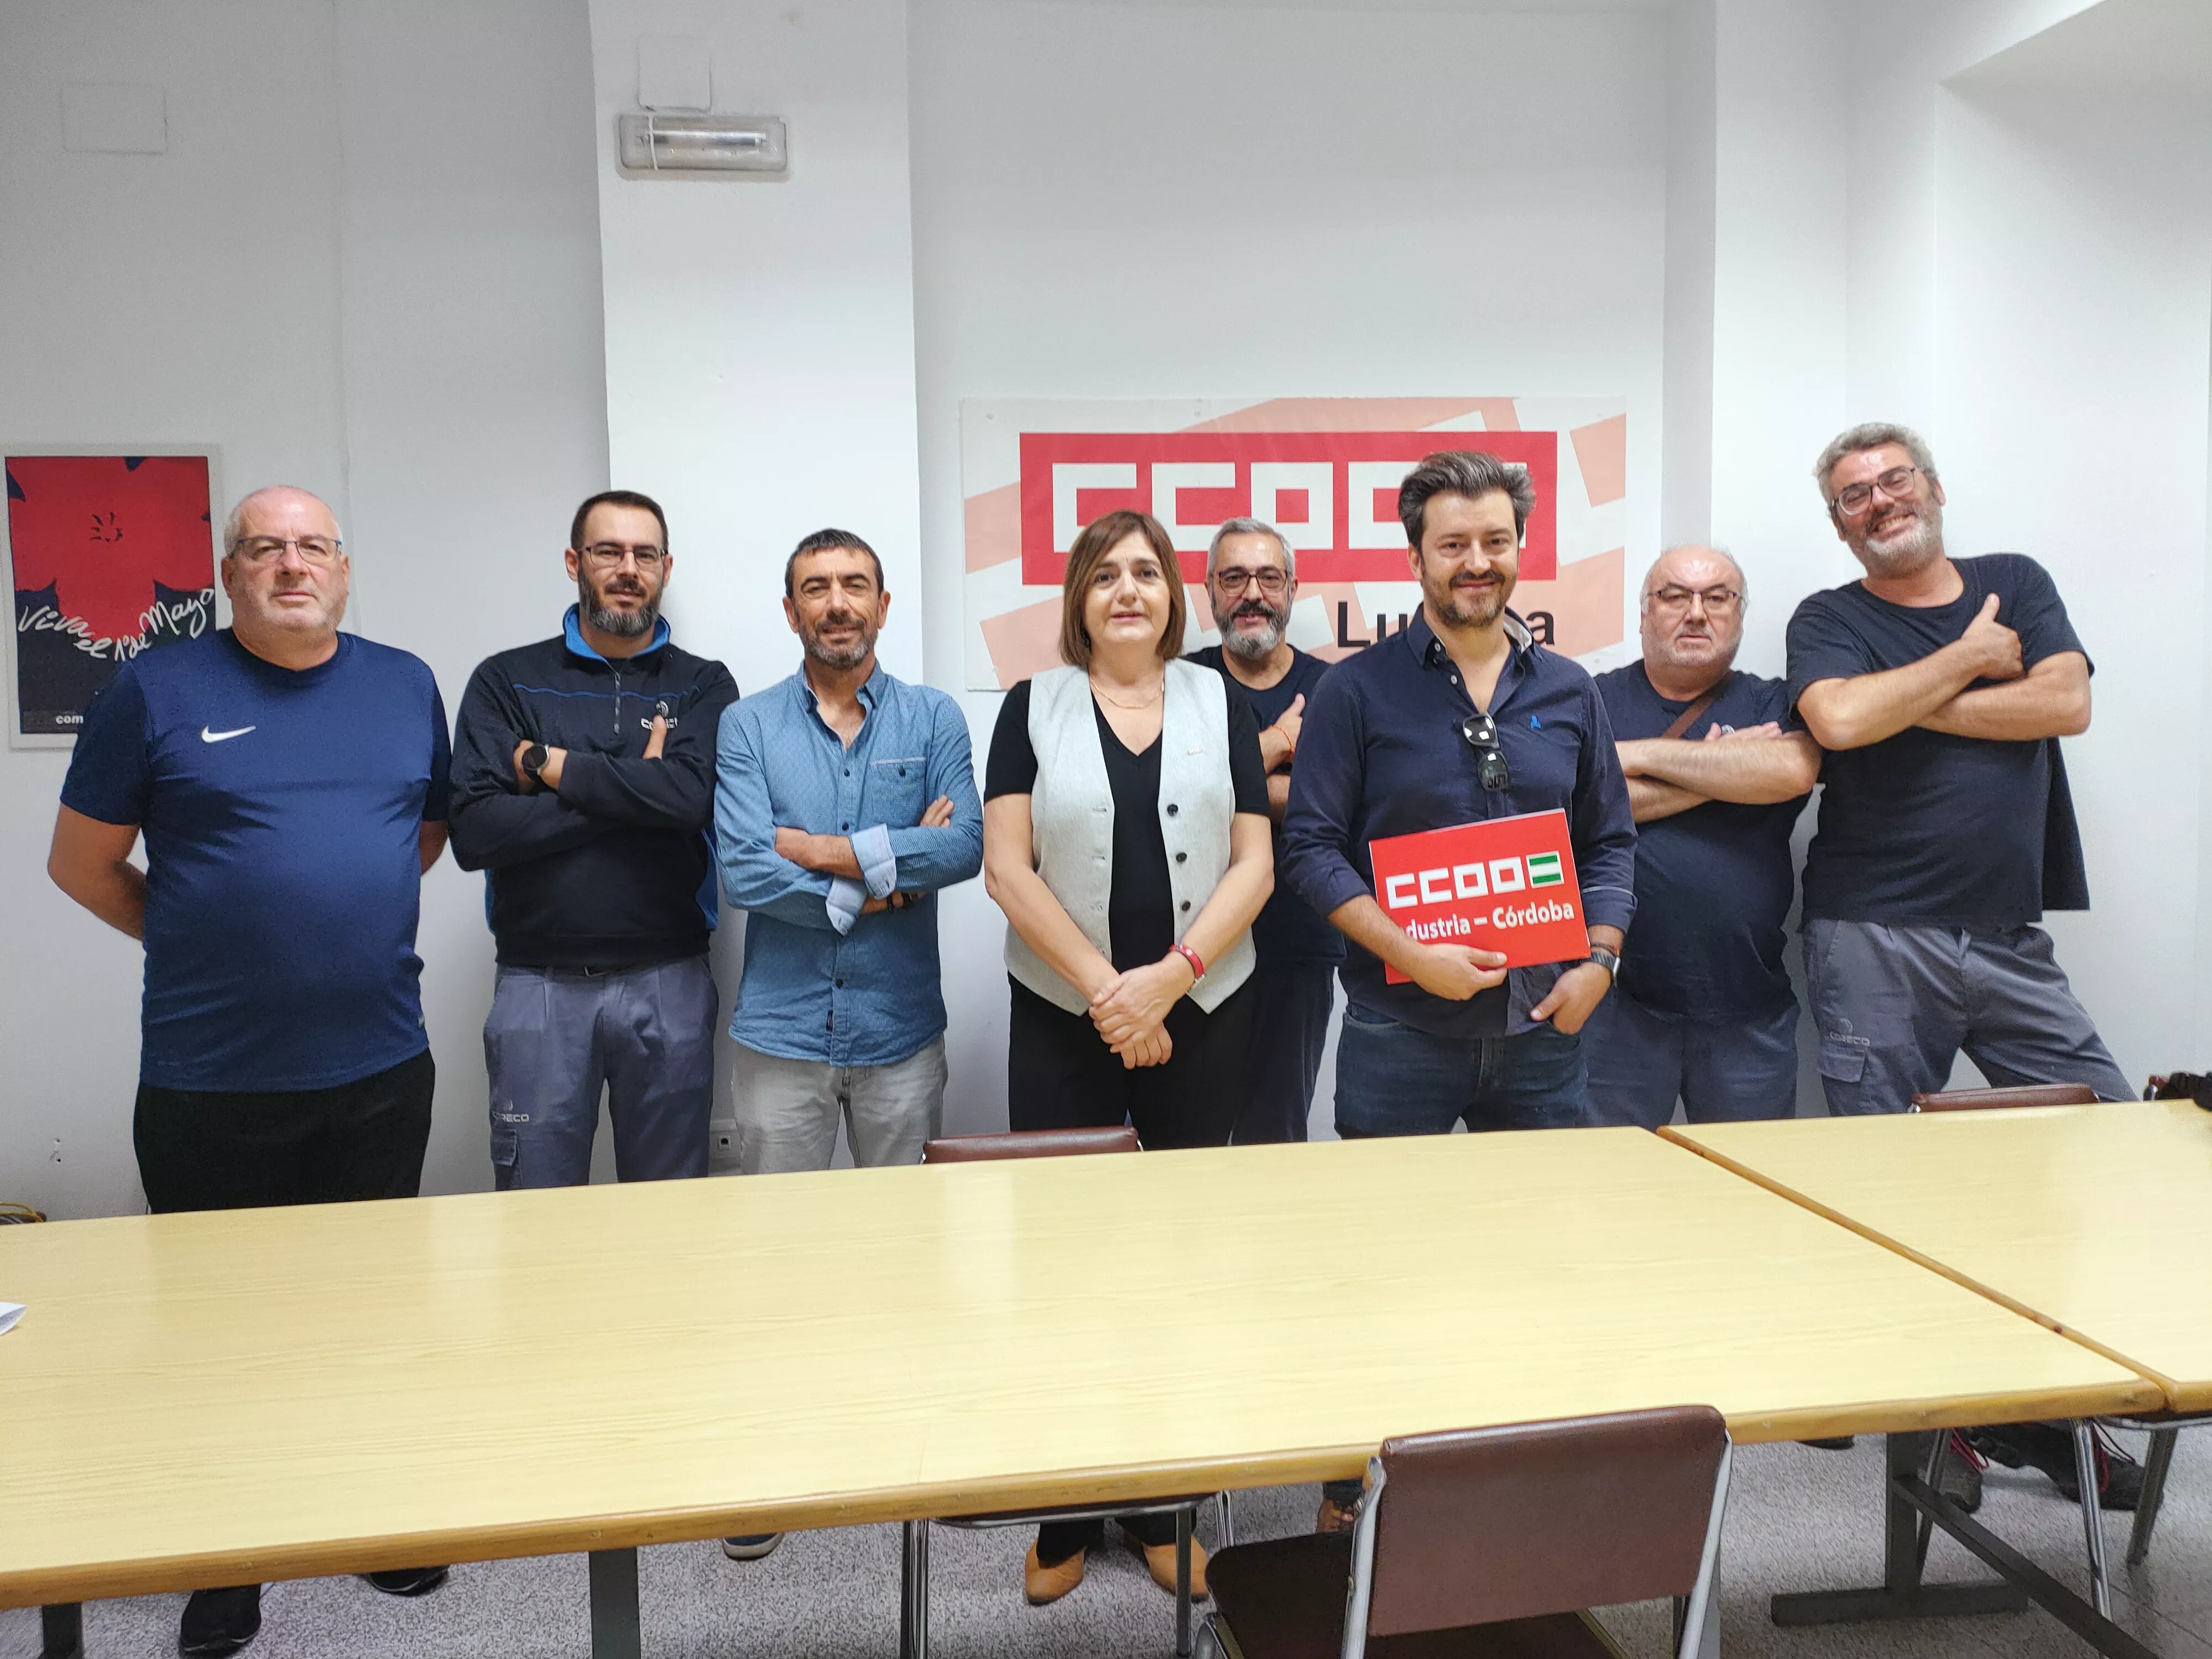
[1907,1082,2098,1112]
[921,1126,1139,1162]
[902,1126,1223,1659]
[1198,1406,1730,1659]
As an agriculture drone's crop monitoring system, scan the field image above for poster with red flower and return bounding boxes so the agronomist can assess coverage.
[3,450,222,745]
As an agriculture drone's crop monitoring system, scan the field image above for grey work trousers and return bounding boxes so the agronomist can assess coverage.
[1802,919,2130,1115]
[484,956,718,1188]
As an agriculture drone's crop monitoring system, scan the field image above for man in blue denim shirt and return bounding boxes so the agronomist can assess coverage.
[1281,450,1637,1147]
[714,529,982,1181]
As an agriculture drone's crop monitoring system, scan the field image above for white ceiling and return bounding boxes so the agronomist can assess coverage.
[1957,0,2212,98]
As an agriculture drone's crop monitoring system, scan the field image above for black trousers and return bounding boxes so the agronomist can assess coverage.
[1230,959,1336,1144]
[1007,975,1254,1150]
[134,1049,435,1214]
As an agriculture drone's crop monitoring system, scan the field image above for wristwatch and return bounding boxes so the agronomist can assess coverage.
[1587,944,1621,981]
[521,742,549,784]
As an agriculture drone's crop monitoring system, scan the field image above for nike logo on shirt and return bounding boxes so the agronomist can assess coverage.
[201,726,256,743]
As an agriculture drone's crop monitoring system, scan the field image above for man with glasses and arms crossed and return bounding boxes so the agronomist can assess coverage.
[448,489,737,1192]
[1187,518,1344,1142]
[1788,422,2140,1507]
[1582,546,1819,1129]
[48,486,453,1656]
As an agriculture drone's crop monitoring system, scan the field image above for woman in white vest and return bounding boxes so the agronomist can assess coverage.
[981,508,1273,1605]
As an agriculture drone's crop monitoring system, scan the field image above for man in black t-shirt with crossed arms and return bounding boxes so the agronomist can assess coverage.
[1788,421,2138,1506]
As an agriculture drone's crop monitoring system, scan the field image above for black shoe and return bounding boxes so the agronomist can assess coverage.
[1967,1422,2143,1510]
[1799,1436,1856,1451]
[179,1585,261,1658]
[365,1566,449,1597]
[1937,1431,1984,1514]
[721,1534,783,1560]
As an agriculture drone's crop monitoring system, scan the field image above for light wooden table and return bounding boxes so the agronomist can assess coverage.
[0,1127,2159,1653]
[1665,1100,2212,1659]
[1665,1100,2212,1412]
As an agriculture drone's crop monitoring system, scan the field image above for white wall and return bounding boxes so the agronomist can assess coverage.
[0,0,609,1216]
[910,0,1671,1134]
[1931,13,2212,1083]
[5,0,2206,1214]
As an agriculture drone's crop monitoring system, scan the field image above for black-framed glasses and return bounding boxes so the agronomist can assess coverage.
[1213,566,1288,597]
[1830,465,1921,519]
[577,541,666,571]
[1458,712,1511,790]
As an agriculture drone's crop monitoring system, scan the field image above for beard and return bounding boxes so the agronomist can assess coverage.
[1425,571,1511,629]
[1220,597,1287,662]
[802,612,875,670]
[580,573,661,638]
[1852,497,1944,577]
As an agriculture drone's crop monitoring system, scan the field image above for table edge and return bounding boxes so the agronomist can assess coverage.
[1657,1125,2190,1412]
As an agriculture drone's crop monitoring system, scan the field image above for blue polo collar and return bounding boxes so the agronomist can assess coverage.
[564,604,670,662]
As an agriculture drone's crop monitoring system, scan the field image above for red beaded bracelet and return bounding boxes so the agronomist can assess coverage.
[1171,942,1206,983]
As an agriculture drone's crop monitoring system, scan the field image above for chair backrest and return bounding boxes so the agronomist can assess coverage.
[1909,1083,2098,1113]
[920,1126,1139,1164]
[1360,1405,1729,1637]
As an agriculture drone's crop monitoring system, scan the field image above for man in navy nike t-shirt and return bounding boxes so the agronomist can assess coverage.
[48,484,451,1654]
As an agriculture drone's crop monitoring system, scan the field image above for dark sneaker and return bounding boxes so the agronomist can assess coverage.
[364,1566,448,1596]
[179,1585,261,1658]
[1937,1430,1984,1514]
[722,1533,784,1560]
[1799,1437,1856,1451]
[1968,1422,2143,1510]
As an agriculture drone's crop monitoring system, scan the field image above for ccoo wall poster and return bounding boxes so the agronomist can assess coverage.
[4,450,222,746]
[961,398,1632,691]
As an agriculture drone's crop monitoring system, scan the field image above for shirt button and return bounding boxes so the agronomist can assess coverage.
[836,978,845,988]
[842,822,850,830]
[1175,852,1187,863]
[1165,802,1179,817]
[1180,900,1192,912]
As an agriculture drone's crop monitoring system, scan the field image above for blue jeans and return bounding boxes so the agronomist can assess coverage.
[483,957,718,1188]
[1332,1006,1587,1138]
[1582,994,1799,1129]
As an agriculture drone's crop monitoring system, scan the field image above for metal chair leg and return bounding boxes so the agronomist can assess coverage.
[2071,1421,2112,1618]
[2125,1428,2178,1568]
[1217,1488,1236,1548]
[900,1520,930,1659]
[1176,1505,1194,1657]
[588,1547,641,1659]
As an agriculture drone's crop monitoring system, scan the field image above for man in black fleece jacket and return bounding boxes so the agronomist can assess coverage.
[449,489,738,1188]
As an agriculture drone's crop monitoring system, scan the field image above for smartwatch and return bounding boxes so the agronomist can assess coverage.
[1587,944,1621,981]
[521,742,549,784]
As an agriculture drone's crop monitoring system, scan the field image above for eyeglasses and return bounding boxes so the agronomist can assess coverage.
[578,542,666,571]
[1213,567,1288,597]
[1458,712,1511,790]
[1648,585,1742,615]
[1830,465,1922,519]
[233,535,342,565]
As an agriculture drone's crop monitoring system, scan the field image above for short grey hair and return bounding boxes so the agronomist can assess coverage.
[1397,450,1536,546]
[222,486,343,556]
[1812,422,1939,507]
[1206,517,1295,582]
[1641,544,1747,607]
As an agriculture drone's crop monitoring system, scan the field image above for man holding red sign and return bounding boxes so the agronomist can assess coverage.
[1280,450,1636,1142]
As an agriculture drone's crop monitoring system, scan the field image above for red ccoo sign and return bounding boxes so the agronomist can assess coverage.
[1368,808,1587,982]
[1019,430,1558,588]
